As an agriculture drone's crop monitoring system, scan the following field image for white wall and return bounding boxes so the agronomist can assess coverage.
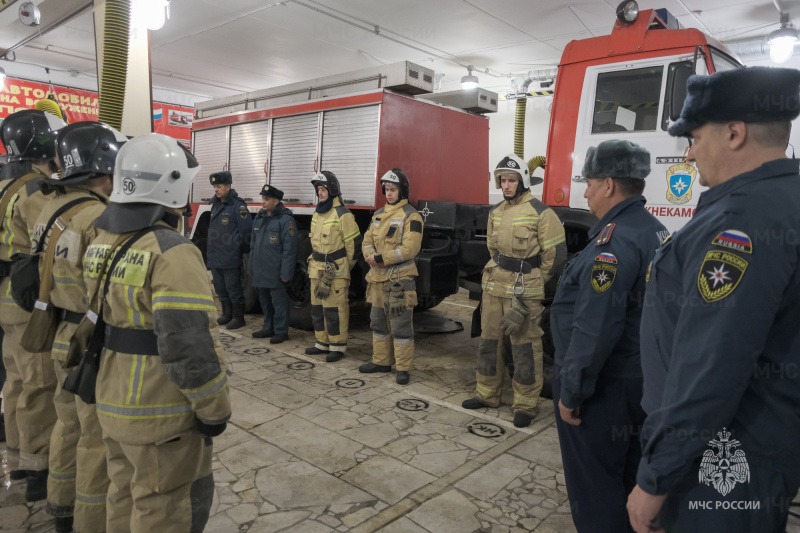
[486,90,553,204]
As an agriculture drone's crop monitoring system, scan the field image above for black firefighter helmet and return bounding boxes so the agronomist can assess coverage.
[311,170,341,197]
[1,109,66,162]
[53,121,128,184]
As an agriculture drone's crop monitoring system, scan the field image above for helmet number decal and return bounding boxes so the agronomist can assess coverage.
[122,177,136,195]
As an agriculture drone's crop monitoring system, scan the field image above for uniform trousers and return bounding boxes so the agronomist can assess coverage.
[257,286,289,335]
[211,267,244,304]
[552,364,643,533]
[310,277,349,352]
[105,429,214,533]
[475,293,543,415]
[1,321,57,470]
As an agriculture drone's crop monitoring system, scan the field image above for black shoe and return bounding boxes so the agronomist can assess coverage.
[396,371,409,385]
[513,411,534,428]
[269,333,289,344]
[252,329,274,338]
[325,351,343,363]
[359,362,391,373]
[10,469,28,481]
[55,515,74,533]
[306,346,328,355]
[0,412,5,443]
[25,470,48,502]
[217,299,233,326]
[462,397,490,410]
[226,303,246,330]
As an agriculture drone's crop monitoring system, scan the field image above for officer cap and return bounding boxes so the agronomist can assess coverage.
[669,66,800,138]
[210,171,232,185]
[576,140,650,182]
[260,184,284,200]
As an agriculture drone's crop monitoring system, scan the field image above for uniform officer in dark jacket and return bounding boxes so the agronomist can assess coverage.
[551,140,667,533]
[206,171,253,330]
[249,185,297,344]
[627,67,800,533]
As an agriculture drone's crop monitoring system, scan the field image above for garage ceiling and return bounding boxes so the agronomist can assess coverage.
[1,0,798,104]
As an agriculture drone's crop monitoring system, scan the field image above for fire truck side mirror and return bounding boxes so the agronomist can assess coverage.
[668,63,693,122]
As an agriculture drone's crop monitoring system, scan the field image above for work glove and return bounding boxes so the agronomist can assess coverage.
[499,295,530,336]
[314,269,335,300]
[196,418,227,437]
[384,282,407,318]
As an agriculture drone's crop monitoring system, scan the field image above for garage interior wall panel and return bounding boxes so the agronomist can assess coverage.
[192,127,229,202]
[269,114,320,205]
[320,105,380,207]
[229,121,271,201]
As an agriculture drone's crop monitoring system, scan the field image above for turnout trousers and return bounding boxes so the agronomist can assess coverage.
[552,364,643,533]
[104,429,214,533]
[310,278,350,353]
[475,293,543,415]
[367,280,417,371]
[1,317,57,470]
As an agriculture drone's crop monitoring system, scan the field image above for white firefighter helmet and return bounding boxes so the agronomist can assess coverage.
[110,134,200,207]
[493,154,529,189]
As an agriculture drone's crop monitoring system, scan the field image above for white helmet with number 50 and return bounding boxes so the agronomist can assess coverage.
[111,133,200,207]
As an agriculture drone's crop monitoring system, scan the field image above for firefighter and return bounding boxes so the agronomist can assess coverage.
[305,171,360,362]
[83,134,231,532]
[359,169,423,385]
[249,185,298,344]
[0,109,66,500]
[462,154,566,428]
[551,140,667,533]
[36,122,126,533]
[627,68,800,533]
[206,171,252,330]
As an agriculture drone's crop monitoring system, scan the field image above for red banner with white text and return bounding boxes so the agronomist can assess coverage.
[0,77,193,155]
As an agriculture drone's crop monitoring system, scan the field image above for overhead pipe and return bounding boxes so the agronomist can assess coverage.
[97,0,131,130]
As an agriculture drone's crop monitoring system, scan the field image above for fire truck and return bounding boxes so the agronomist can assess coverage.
[188,6,741,338]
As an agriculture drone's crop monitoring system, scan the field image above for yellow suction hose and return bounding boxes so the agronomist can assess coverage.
[98,0,130,130]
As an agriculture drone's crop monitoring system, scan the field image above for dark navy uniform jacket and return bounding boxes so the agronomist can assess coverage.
[249,203,298,288]
[552,195,667,409]
[638,159,800,496]
[207,189,253,269]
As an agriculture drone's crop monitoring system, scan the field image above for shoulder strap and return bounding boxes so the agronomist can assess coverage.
[35,197,99,254]
[0,173,39,222]
[334,204,349,218]
[36,199,101,305]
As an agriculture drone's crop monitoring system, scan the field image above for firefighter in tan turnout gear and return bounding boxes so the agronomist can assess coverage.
[462,154,567,428]
[0,109,66,501]
[359,169,423,385]
[304,171,360,362]
[83,134,231,532]
[33,122,126,533]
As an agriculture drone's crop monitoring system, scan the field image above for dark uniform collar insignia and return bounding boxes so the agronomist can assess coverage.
[595,223,616,246]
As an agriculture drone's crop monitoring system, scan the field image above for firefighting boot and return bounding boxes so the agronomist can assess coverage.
[25,469,49,502]
[217,299,233,325]
[226,303,246,330]
[0,399,5,443]
[462,398,490,410]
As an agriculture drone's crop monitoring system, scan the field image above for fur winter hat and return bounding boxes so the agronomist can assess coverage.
[576,140,651,182]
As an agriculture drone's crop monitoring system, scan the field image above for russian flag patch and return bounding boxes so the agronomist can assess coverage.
[712,230,752,254]
[594,252,617,264]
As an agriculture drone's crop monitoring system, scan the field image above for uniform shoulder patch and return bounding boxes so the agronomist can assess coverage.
[288,221,295,236]
[239,206,249,219]
[155,227,190,253]
[594,252,617,264]
[410,220,422,233]
[711,230,752,254]
[697,250,748,303]
[595,223,615,246]
[591,263,617,293]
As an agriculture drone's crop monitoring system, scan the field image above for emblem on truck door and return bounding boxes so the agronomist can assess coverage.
[666,163,697,205]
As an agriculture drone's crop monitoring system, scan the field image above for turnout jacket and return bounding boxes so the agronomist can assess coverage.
[482,190,566,300]
[308,197,359,280]
[362,199,423,284]
[206,188,252,269]
[0,167,50,325]
[249,203,298,288]
[551,195,667,409]
[84,220,231,445]
[638,159,800,495]
[34,186,107,362]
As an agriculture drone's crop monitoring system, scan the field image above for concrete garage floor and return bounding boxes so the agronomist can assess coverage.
[2,291,800,532]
